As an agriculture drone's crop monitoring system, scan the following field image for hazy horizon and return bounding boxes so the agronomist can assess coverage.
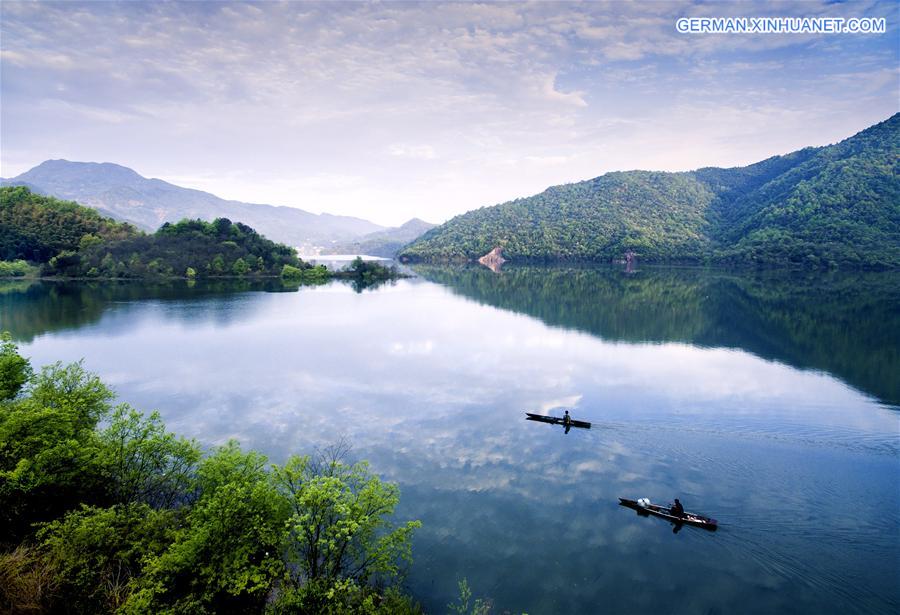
[2,1,898,226]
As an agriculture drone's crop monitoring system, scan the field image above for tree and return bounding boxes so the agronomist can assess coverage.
[124,441,288,613]
[281,264,304,279]
[0,333,31,401]
[99,405,201,508]
[0,359,114,540]
[37,504,177,613]
[232,257,249,276]
[272,444,421,586]
[211,254,226,275]
[78,233,103,251]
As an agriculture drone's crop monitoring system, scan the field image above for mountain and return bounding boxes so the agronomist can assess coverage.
[326,218,436,257]
[1,160,385,249]
[401,114,900,269]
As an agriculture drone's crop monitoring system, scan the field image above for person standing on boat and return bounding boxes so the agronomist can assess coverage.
[671,498,685,518]
[563,410,571,427]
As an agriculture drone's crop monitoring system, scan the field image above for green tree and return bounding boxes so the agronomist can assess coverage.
[100,405,201,508]
[99,252,116,275]
[0,333,31,401]
[124,441,288,613]
[232,257,249,276]
[78,233,103,251]
[37,504,177,613]
[0,260,32,277]
[0,342,423,613]
[211,254,226,275]
[273,445,421,586]
[0,359,114,540]
[281,264,305,279]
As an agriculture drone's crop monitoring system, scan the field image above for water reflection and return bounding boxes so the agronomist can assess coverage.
[0,276,396,341]
[414,265,900,406]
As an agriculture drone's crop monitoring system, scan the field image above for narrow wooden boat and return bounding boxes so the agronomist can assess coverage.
[618,498,718,530]
[525,412,591,429]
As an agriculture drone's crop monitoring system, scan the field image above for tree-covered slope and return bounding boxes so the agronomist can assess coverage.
[1,187,312,279]
[405,172,717,262]
[712,114,900,268]
[45,217,305,279]
[401,114,899,268]
[0,186,138,262]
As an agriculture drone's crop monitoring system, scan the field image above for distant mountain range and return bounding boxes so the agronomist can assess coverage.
[325,218,436,257]
[401,114,900,269]
[1,160,388,249]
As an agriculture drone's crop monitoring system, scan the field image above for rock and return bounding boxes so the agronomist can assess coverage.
[478,246,506,272]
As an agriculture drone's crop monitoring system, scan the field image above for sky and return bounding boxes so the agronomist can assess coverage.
[1,1,898,226]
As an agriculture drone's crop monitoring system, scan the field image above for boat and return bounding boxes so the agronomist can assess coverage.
[618,498,718,530]
[525,412,591,429]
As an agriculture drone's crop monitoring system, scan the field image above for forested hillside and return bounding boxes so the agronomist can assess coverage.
[0,187,311,279]
[401,114,900,268]
[0,186,138,262]
[44,217,306,278]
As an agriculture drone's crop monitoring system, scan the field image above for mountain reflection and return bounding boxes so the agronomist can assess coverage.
[413,265,900,407]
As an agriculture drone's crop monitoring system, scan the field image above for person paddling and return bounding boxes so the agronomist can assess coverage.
[563,410,572,427]
[670,498,685,518]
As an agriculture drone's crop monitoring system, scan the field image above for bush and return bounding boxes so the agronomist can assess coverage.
[0,260,31,277]
[281,264,306,279]
[270,579,423,615]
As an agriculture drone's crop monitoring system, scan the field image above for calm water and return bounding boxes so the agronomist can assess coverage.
[2,266,898,615]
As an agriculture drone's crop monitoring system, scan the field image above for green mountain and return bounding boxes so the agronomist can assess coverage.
[401,114,900,268]
[1,186,307,279]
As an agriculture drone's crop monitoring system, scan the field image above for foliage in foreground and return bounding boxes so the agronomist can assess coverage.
[0,336,421,613]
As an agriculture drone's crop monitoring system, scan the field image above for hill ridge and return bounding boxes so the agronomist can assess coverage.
[401,113,899,269]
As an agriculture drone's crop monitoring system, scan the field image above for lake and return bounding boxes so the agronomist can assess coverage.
[2,265,898,615]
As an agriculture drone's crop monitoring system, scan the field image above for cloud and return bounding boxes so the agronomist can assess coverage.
[538,73,588,107]
[1,48,75,69]
[34,98,148,124]
[523,155,572,166]
[389,144,437,160]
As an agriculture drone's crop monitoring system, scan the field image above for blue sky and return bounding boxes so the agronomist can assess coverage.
[1,1,897,225]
